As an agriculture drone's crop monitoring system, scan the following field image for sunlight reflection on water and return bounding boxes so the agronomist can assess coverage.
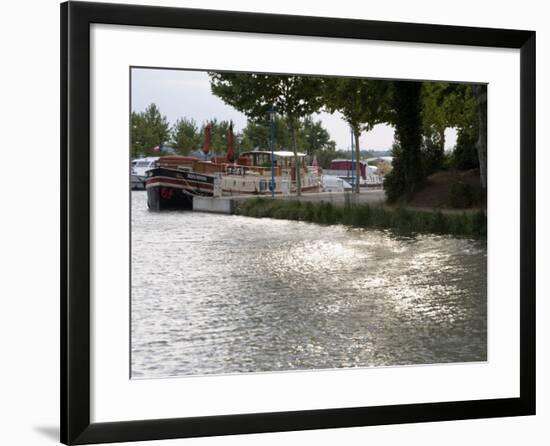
[131,192,487,378]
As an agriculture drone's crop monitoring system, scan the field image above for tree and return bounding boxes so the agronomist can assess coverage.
[384,81,424,203]
[240,115,335,156]
[471,84,487,207]
[131,103,170,158]
[203,119,232,155]
[210,73,324,195]
[170,117,201,155]
[421,82,479,174]
[322,78,392,193]
[421,82,450,174]
[453,125,479,170]
[429,83,485,209]
[316,149,349,169]
[240,116,292,151]
[299,116,336,155]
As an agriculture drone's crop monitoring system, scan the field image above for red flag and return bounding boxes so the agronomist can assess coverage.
[312,154,321,174]
[202,124,211,155]
[226,122,235,163]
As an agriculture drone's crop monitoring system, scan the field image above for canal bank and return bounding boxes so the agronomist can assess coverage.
[236,197,487,238]
[191,192,486,238]
[192,190,385,213]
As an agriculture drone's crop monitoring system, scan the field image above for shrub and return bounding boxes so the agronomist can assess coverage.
[452,127,479,171]
[448,180,474,208]
[421,130,445,175]
[383,169,407,204]
[237,198,485,238]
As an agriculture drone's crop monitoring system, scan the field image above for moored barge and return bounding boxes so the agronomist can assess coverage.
[144,123,321,211]
[145,156,216,211]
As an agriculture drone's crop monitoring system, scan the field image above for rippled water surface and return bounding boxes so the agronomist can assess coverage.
[131,191,487,378]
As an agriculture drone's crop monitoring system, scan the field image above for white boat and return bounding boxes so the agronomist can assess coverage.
[321,175,352,192]
[131,157,159,190]
[145,151,322,211]
[323,158,383,187]
[219,151,321,195]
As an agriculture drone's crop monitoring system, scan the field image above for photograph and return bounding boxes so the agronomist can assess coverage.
[130,67,488,379]
[54,1,538,444]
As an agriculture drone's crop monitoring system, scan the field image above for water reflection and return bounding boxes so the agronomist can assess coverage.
[131,192,487,378]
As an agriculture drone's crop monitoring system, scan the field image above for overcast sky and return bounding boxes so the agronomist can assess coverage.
[131,68,457,152]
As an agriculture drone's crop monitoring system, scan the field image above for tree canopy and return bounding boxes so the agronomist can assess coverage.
[322,78,393,133]
[203,119,233,155]
[420,82,480,174]
[131,103,170,157]
[209,73,324,123]
[170,117,201,155]
[240,115,335,155]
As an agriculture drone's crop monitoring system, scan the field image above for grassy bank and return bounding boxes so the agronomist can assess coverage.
[236,198,486,238]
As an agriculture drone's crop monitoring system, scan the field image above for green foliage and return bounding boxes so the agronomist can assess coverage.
[209,73,324,123]
[315,149,348,169]
[420,83,448,174]
[383,142,407,202]
[420,83,479,175]
[448,176,482,209]
[241,116,289,151]
[421,83,449,132]
[441,152,454,171]
[300,117,337,155]
[385,81,425,203]
[322,78,393,132]
[452,126,479,171]
[170,117,233,157]
[442,85,478,129]
[421,126,445,175]
[422,83,477,132]
[448,180,474,209]
[240,115,336,155]
[471,84,488,195]
[237,198,486,238]
[131,103,170,157]
[203,119,232,155]
[170,117,201,155]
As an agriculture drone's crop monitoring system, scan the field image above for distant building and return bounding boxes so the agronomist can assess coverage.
[326,159,372,179]
[323,159,383,187]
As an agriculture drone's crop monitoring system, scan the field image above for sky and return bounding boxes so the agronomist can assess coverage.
[131,68,457,152]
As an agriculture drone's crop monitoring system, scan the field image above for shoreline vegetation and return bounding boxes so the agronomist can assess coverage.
[236,197,486,238]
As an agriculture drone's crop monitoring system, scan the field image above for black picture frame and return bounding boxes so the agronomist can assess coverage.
[61,1,536,444]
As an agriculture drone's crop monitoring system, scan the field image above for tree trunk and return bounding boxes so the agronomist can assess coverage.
[472,85,487,208]
[291,123,301,196]
[390,81,424,201]
[354,131,361,194]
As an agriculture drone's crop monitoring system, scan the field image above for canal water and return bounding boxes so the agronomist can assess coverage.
[131,191,487,378]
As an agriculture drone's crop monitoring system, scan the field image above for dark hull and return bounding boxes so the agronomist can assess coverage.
[145,167,215,211]
[147,185,194,211]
